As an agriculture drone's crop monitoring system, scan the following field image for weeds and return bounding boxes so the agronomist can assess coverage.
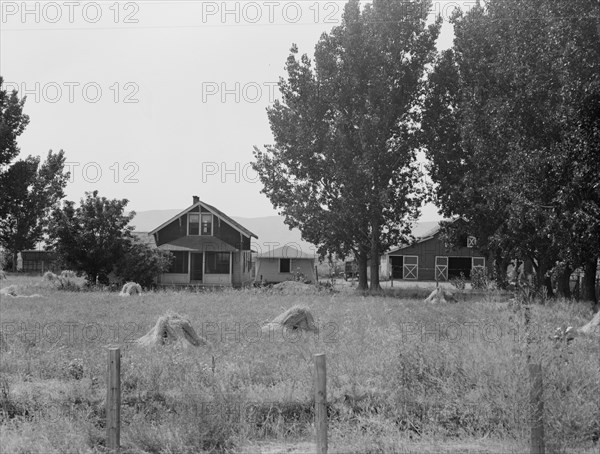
[0,275,598,453]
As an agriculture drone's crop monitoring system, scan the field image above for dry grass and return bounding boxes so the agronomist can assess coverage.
[0,273,598,453]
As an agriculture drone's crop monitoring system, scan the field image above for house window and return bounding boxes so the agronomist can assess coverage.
[201,214,212,235]
[188,213,200,235]
[279,258,290,273]
[168,251,188,273]
[205,252,230,274]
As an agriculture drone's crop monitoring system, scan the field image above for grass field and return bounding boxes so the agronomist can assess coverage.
[0,274,599,453]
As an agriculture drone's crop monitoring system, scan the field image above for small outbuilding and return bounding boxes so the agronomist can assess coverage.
[20,250,58,273]
[255,245,316,284]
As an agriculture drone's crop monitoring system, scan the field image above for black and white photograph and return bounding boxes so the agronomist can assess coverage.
[1,0,599,452]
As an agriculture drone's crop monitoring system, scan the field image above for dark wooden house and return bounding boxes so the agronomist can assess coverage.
[20,250,58,273]
[148,196,257,287]
[381,221,489,281]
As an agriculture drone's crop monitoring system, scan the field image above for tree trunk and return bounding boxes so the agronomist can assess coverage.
[536,255,555,298]
[369,217,381,292]
[494,251,510,289]
[556,265,572,299]
[523,258,534,284]
[356,249,369,291]
[11,251,17,272]
[582,258,598,309]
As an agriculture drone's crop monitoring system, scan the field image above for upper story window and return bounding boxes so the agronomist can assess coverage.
[201,213,213,235]
[188,213,200,235]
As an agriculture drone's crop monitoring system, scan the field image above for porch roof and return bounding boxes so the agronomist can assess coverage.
[157,236,237,252]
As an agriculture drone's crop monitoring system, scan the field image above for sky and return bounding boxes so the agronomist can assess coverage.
[1,0,468,220]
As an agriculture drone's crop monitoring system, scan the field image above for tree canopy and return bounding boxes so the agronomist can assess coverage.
[0,77,69,269]
[253,0,440,290]
[422,0,600,305]
[48,191,135,284]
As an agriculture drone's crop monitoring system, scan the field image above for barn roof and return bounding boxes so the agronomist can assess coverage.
[385,218,462,255]
[148,199,258,239]
[255,245,315,260]
[157,236,237,252]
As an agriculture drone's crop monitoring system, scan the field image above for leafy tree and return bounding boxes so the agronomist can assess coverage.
[0,76,29,170]
[48,191,134,284]
[0,151,69,270]
[253,0,440,290]
[0,77,69,270]
[115,240,173,288]
[422,0,600,306]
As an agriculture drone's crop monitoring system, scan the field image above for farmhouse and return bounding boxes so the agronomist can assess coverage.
[148,196,257,287]
[381,221,489,281]
[255,245,316,284]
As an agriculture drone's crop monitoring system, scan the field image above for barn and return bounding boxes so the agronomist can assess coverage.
[380,221,489,281]
[255,245,316,284]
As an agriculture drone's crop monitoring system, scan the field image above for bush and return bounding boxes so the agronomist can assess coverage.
[471,267,493,290]
[115,242,173,288]
[450,272,467,290]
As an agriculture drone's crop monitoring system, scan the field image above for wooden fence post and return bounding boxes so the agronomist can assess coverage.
[107,347,121,452]
[314,353,327,454]
[529,363,545,454]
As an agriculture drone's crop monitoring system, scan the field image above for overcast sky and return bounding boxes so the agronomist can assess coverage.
[1,1,465,219]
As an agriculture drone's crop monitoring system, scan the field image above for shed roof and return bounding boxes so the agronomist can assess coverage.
[132,231,156,247]
[256,245,315,260]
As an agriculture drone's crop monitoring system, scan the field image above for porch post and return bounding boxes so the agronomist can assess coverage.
[230,252,233,286]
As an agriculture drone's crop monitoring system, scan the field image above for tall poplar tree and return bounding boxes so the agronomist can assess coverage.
[253,0,440,290]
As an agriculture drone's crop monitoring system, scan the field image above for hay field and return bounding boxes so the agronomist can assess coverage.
[0,274,598,453]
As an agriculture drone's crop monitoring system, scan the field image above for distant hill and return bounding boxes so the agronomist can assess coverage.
[130,210,441,256]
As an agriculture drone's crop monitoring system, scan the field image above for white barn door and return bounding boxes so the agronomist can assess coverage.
[403,256,418,280]
[435,256,448,281]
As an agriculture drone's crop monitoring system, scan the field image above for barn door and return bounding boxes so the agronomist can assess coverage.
[390,256,403,279]
[403,256,418,280]
[435,256,448,281]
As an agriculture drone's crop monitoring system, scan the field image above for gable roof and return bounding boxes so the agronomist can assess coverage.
[255,245,315,260]
[148,199,258,239]
[385,218,462,255]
